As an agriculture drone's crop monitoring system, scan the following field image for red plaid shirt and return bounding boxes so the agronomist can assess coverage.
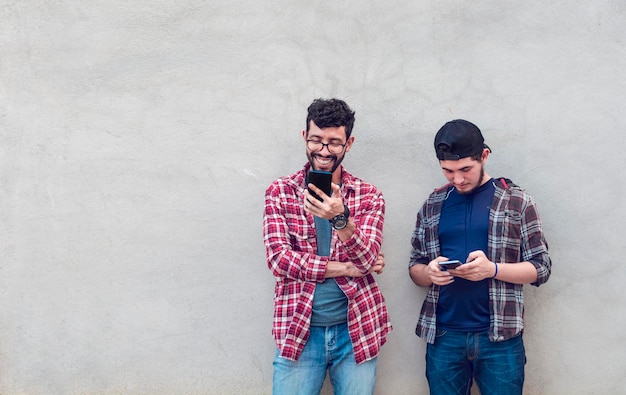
[263,163,392,364]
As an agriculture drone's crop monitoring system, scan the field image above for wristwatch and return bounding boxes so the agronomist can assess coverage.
[330,204,350,230]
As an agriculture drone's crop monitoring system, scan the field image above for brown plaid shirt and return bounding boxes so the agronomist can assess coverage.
[409,178,551,344]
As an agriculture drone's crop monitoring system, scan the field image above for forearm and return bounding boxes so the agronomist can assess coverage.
[336,191,385,272]
[264,196,327,282]
[493,261,538,284]
[324,260,362,278]
[409,263,433,287]
[336,217,383,273]
[267,249,327,282]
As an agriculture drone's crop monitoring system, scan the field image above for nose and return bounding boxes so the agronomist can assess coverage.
[453,173,464,184]
[319,144,332,154]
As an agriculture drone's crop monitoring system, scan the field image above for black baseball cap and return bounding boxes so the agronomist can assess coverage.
[434,119,491,160]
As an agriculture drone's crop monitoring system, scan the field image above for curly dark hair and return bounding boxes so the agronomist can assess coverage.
[305,98,355,139]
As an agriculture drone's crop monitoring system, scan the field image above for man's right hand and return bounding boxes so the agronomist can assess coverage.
[369,252,385,275]
[410,257,455,287]
[426,258,455,285]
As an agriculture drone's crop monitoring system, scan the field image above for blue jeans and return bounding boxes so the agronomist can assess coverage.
[273,323,377,395]
[426,330,526,395]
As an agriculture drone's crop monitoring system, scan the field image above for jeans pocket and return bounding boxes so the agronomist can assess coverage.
[435,328,447,338]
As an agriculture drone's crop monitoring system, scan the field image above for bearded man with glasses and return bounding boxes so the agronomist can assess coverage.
[263,98,392,395]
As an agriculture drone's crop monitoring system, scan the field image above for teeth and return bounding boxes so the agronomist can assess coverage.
[316,157,332,165]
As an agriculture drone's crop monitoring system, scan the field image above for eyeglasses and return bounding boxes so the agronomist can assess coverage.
[306,140,346,154]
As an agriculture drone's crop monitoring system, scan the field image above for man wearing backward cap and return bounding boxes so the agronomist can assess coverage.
[409,119,552,394]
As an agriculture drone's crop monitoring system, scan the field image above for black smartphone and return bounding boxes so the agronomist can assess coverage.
[307,170,332,201]
[439,260,462,270]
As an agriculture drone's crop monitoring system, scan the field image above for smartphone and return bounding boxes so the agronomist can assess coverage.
[307,170,332,201]
[439,260,462,270]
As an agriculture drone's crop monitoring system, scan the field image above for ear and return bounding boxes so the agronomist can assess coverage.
[481,148,490,162]
[343,136,355,153]
[302,129,307,142]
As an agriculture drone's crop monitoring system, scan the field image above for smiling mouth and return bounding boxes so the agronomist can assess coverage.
[314,155,335,166]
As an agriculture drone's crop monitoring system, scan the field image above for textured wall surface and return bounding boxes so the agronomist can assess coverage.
[1,1,625,394]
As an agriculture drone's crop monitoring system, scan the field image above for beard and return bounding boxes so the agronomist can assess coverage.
[457,166,485,195]
[307,151,345,173]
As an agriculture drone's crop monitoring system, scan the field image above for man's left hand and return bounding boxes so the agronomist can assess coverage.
[448,250,496,281]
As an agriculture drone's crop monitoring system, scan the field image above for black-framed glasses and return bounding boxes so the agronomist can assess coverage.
[306,140,346,154]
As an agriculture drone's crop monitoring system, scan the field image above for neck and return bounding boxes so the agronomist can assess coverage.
[480,171,492,186]
[331,166,343,185]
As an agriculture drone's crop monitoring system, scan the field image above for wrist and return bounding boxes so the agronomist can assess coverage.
[330,204,350,230]
[492,261,499,278]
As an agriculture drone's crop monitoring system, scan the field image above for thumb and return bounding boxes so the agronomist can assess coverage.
[466,250,486,262]
[331,182,341,198]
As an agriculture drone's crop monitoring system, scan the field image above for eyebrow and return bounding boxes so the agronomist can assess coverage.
[308,136,344,143]
[442,165,473,172]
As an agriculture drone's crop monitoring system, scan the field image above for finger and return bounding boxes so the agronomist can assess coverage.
[428,265,440,275]
[330,182,341,197]
[304,190,317,205]
[434,276,453,286]
[307,183,324,199]
[432,257,449,267]
[309,183,331,203]
[466,250,485,261]
[305,189,324,208]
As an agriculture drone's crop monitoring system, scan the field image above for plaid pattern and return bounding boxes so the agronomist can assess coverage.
[264,163,391,364]
[409,178,551,344]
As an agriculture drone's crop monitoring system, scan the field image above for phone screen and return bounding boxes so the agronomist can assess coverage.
[308,170,332,201]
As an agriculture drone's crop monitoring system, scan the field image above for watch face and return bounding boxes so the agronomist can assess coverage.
[332,215,348,229]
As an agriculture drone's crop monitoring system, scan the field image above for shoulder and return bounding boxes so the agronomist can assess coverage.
[493,178,537,212]
[415,184,451,216]
[266,167,305,196]
[342,169,383,197]
[494,177,529,197]
[433,183,453,195]
[434,183,453,193]
[427,183,453,202]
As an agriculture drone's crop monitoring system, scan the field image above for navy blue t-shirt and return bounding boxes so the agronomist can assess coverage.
[437,179,495,332]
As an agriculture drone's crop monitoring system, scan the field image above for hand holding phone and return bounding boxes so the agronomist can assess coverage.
[307,170,332,201]
[439,260,462,270]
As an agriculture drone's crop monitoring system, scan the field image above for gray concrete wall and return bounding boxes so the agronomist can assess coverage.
[1,1,624,394]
